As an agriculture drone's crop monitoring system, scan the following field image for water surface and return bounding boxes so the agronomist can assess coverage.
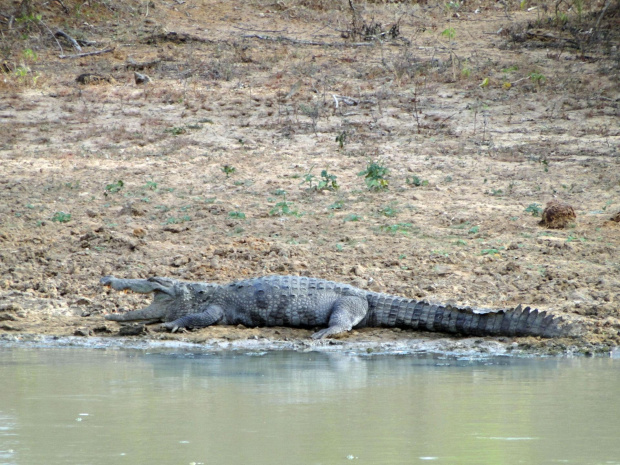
[0,348,618,465]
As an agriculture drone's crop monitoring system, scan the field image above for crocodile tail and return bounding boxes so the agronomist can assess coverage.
[365,294,578,338]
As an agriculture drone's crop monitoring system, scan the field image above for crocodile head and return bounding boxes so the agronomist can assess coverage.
[101,276,210,322]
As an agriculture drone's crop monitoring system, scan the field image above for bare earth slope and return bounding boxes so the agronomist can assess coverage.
[1,0,619,355]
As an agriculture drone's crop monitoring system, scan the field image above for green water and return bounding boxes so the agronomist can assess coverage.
[0,348,619,465]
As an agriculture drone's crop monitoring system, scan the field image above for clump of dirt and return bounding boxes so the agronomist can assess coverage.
[539,200,577,229]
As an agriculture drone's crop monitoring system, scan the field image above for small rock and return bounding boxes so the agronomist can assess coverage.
[163,225,186,233]
[351,264,366,276]
[134,71,151,84]
[119,202,146,217]
[74,328,91,337]
[76,73,116,85]
[434,265,451,276]
[92,325,113,334]
[118,324,148,336]
[0,303,22,312]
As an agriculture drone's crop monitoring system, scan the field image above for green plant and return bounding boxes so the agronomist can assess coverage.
[468,225,480,234]
[22,48,37,62]
[566,234,586,243]
[529,72,546,86]
[537,157,549,172]
[165,215,190,224]
[301,166,339,192]
[318,169,339,191]
[481,248,501,255]
[378,205,399,217]
[269,195,300,217]
[455,239,467,246]
[359,160,389,191]
[144,181,158,191]
[229,211,246,219]
[51,211,71,223]
[406,175,429,187]
[441,27,455,40]
[328,200,344,210]
[344,214,362,222]
[524,203,543,217]
[221,165,236,178]
[164,126,186,135]
[105,180,124,194]
[380,223,412,234]
[335,131,347,149]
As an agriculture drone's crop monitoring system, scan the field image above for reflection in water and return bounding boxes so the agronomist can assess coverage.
[0,349,619,465]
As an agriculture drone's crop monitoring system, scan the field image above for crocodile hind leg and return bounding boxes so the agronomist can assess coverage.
[161,305,225,332]
[311,296,368,339]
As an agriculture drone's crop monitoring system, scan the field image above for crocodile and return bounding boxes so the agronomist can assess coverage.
[101,275,581,339]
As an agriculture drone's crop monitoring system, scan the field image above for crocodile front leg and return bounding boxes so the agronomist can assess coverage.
[311,296,368,339]
[161,305,224,332]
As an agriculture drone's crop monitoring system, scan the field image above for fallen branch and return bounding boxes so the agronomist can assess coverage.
[55,29,82,51]
[232,25,287,33]
[59,47,114,59]
[332,94,358,108]
[594,0,613,32]
[242,34,375,47]
[143,31,216,44]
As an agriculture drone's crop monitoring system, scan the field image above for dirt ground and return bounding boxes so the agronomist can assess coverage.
[1,0,619,355]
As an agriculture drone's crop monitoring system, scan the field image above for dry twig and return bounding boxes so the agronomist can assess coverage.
[59,47,114,59]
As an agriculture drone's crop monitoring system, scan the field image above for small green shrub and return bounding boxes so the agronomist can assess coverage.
[105,180,124,194]
[328,200,345,210]
[165,215,191,224]
[143,181,157,191]
[378,205,399,217]
[406,175,429,187]
[221,165,236,178]
[344,214,362,222]
[335,131,347,149]
[359,160,389,191]
[301,166,339,192]
[164,127,186,135]
[380,222,412,234]
[524,203,543,217]
[51,211,71,223]
[269,196,300,217]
